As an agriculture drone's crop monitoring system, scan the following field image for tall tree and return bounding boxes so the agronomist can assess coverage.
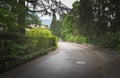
[109,0,120,32]
[25,13,41,26]
[17,0,26,34]
[0,0,70,34]
[50,9,61,37]
[61,0,120,43]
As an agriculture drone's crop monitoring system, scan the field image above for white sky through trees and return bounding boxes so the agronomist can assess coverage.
[40,0,77,26]
[40,0,77,19]
[59,0,77,8]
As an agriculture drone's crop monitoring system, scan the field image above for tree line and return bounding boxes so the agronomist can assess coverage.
[61,0,120,52]
[0,0,69,34]
[0,0,70,72]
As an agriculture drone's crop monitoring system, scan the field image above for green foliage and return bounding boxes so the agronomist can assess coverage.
[0,32,27,55]
[74,36,86,43]
[0,8,15,23]
[64,35,86,44]
[26,28,57,52]
[27,28,58,51]
[61,14,75,40]
[114,32,120,54]
[61,0,120,55]
[50,13,60,37]
[26,28,52,37]
[25,13,41,26]
[61,12,86,44]
[88,32,120,54]
[0,28,58,72]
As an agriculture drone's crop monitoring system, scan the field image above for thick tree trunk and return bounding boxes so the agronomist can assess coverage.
[17,0,26,34]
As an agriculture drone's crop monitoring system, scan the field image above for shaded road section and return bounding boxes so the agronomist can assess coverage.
[0,42,120,78]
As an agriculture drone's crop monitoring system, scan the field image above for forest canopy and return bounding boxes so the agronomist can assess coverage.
[0,0,70,34]
[61,0,120,51]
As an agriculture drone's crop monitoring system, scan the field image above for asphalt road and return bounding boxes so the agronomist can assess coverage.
[0,42,120,78]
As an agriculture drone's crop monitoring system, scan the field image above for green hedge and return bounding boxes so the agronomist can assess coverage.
[63,34,86,44]
[88,32,120,54]
[0,28,58,72]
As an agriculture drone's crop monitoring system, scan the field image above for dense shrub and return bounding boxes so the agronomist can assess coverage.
[88,32,120,54]
[63,33,86,44]
[0,28,58,72]
[115,32,120,54]
[26,28,52,37]
[25,28,57,53]
[74,36,86,43]
[0,32,27,55]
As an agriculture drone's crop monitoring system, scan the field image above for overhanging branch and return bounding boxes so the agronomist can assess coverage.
[26,0,71,16]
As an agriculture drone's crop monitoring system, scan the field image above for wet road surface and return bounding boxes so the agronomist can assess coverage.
[0,42,120,78]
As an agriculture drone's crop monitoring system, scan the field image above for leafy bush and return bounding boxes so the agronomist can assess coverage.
[115,32,120,54]
[67,35,74,42]
[88,32,120,54]
[74,36,86,43]
[26,28,52,37]
[0,28,58,72]
[63,34,86,44]
[0,32,27,55]
[25,28,58,53]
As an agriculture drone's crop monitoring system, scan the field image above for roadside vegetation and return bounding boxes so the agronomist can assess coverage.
[0,0,120,73]
[0,28,58,72]
[60,0,120,54]
[0,0,65,72]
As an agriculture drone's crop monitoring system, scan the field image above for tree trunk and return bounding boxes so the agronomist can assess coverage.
[17,0,26,34]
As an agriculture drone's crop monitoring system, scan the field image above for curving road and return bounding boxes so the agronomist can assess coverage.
[0,42,120,78]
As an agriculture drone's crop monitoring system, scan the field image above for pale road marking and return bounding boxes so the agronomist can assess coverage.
[76,61,87,65]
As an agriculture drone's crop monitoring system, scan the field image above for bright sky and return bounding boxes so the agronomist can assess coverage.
[40,0,77,19]
[60,0,77,8]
